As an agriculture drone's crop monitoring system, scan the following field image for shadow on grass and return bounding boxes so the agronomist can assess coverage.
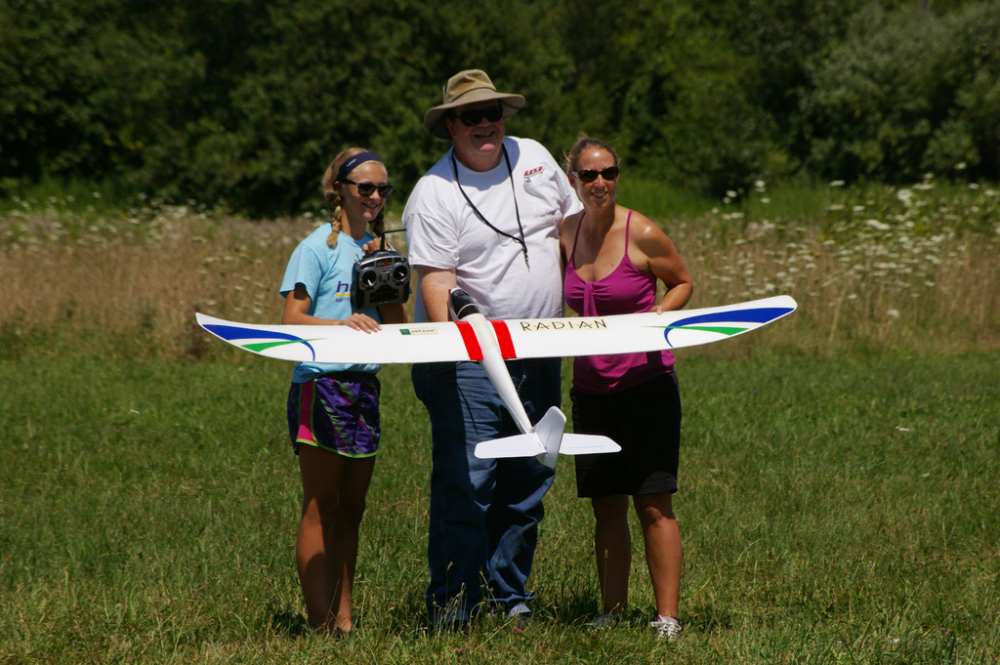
[538,588,603,626]
[269,605,310,639]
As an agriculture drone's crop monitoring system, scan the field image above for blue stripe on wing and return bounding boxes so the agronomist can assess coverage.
[203,324,316,361]
[663,307,794,346]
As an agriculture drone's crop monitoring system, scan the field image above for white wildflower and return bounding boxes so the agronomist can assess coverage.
[866,219,890,231]
[830,180,845,187]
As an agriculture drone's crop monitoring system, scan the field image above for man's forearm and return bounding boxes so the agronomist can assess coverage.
[417,266,458,322]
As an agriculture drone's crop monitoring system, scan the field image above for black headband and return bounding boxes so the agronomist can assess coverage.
[336,151,382,182]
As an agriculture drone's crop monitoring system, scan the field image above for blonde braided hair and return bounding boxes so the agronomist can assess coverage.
[321,148,386,247]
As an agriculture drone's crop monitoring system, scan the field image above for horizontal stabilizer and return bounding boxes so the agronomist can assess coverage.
[559,434,621,455]
[474,434,544,460]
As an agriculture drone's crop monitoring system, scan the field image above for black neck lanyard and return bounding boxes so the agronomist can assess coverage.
[451,147,529,269]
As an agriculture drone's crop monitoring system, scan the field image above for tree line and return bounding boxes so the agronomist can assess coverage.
[1,0,997,217]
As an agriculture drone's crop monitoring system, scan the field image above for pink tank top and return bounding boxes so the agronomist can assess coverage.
[564,209,674,394]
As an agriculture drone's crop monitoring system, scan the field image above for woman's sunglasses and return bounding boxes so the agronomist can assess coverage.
[341,179,395,198]
[571,166,620,183]
[456,105,504,127]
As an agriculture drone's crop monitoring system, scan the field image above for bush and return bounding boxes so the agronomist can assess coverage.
[802,2,1000,183]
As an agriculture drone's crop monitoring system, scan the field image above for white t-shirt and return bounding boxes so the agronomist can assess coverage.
[403,137,581,321]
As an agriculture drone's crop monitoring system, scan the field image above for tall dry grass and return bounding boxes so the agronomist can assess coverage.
[2,183,998,358]
[668,180,1000,352]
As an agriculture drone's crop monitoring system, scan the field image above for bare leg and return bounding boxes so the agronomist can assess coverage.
[634,492,682,619]
[296,445,376,633]
[592,494,631,616]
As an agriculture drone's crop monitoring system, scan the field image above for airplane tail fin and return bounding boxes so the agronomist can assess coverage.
[534,406,567,470]
[472,407,620,470]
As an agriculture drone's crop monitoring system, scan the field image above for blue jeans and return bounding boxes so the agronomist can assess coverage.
[412,358,560,621]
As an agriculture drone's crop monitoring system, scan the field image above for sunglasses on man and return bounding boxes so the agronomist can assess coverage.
[454,105,504,127]
[341,179,395,198]
[571,166,620,183]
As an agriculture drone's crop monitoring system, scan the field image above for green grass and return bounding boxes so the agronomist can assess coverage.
[2,348,998,663]
[616,176,717,219]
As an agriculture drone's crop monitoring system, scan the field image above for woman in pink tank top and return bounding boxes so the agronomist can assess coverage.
[559,137,692,639]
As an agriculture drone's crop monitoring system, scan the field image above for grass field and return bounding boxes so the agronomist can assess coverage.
[1,349,998,664]
[1,180,999,662]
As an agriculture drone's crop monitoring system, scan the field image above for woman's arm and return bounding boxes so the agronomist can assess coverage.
[282,283,383,332]
[631,214,693,314]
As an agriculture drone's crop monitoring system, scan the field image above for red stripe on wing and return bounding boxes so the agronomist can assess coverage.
[491,321,517,359]
[455,321,483,361]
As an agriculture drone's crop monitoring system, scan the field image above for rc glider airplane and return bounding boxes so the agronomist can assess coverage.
[197,289,797,469]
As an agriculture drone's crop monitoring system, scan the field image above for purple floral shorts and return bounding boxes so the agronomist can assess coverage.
[286,372,381,458]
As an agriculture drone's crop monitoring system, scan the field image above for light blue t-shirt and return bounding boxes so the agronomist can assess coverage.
[280,224,381,382]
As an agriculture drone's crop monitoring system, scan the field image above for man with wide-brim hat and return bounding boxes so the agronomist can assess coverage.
[403,70,581,627]
[423,69,524,140]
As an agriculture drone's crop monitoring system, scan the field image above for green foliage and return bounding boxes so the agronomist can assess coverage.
[0,0,996,216]
[550,1,778,197]
[0,0,208,182]
[802,2,1000,184]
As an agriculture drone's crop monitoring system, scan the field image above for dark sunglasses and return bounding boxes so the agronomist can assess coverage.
[456,105,504,127]
[571,166,620,183]
[341,179,395,198]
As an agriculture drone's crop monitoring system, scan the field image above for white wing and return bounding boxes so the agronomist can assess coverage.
[196,313,476,363]
[500,295,797,359]
[196,295,797,364]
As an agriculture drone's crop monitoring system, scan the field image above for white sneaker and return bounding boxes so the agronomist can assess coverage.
[650,615,682,641]
[507,601,533,628]
[591,613,619,629]
[507,601,531,620]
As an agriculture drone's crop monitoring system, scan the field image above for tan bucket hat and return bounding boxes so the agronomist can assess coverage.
[423,70,525,139]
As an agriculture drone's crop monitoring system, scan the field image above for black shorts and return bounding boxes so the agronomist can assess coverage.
[571,372,681,498]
